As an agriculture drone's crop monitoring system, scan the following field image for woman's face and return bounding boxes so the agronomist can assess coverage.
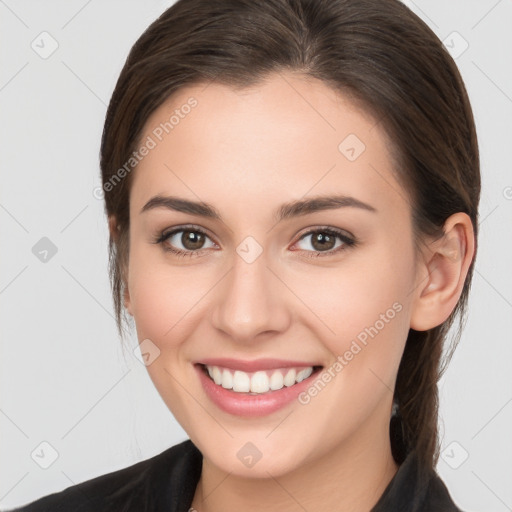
[123,72,421,477]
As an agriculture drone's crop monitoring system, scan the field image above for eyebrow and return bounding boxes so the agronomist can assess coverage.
[140,194,377,222]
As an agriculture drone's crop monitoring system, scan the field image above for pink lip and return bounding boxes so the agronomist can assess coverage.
[196,357,320,372]
[194,363,322,417]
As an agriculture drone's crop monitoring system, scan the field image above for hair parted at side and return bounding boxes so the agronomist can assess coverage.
[100,0,480,475]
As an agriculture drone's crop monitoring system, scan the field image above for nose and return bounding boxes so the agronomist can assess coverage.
[210,248,292,344]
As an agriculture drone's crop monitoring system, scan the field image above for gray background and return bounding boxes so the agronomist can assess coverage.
[1,1,511,510]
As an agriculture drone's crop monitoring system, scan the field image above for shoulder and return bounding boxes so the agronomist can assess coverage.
[422,473,464,512]
[372,449,465,512]
[3,439,201,512]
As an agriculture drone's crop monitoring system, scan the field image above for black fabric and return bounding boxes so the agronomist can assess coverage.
[4,439,463,512]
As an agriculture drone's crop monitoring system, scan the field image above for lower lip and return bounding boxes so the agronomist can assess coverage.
[195,364,322,417]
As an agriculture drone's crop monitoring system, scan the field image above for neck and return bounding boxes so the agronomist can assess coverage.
[191,421,399,512]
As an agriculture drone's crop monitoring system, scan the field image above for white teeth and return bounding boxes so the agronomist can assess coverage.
[296,367,313,382]
[233,370,250,392]
[221,368,233,389]
[204,365,316,394]
[250,371,269,393]
[283,369,296,387]
[269,371,284,390]
[212,366,222,385]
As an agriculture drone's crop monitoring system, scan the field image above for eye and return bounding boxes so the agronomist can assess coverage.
[292,227,356,257]
[153,225,217,258]
[153,225,356,259]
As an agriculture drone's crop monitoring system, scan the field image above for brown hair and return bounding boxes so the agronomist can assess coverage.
[100,0,480,474]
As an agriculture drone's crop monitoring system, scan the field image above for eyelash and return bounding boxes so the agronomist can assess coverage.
[152,224,357,259]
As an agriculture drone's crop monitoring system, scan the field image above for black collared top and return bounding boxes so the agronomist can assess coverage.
[4,439,463,512]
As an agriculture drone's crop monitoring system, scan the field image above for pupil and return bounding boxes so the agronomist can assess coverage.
[183,230,204,250]
[312,232,335,251]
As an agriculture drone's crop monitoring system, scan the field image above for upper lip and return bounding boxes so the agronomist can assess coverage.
[195,358,322,372]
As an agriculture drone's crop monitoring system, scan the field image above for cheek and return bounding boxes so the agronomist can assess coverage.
[129,269,202,341]
[127,241,217,350]
[287,241,414,377]
[126,250,212,427]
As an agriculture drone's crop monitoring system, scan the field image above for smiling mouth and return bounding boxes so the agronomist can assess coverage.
[198,363,323,395]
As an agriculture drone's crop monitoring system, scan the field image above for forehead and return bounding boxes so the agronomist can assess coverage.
[130,72,408,221]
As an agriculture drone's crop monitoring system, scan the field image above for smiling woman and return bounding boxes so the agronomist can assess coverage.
[7,0,480,511]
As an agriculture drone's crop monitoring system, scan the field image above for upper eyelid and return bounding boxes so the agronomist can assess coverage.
[162,224,216,240]
[296,225,354,239]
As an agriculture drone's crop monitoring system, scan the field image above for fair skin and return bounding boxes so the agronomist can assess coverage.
[111,71,474,511]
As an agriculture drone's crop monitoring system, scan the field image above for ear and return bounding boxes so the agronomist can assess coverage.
[108,215,120,241]
[123,285,133,316]
[108,215,133,316]
[410,212,475,331]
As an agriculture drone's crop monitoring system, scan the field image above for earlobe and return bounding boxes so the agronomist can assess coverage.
[108,215,120,241]
[124,287,133,316]
[410,213,475,331]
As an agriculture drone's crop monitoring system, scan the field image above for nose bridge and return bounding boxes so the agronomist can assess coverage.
[211,245,290,342]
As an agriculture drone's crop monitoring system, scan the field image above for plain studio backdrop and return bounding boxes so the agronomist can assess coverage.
[0,1,511,510]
